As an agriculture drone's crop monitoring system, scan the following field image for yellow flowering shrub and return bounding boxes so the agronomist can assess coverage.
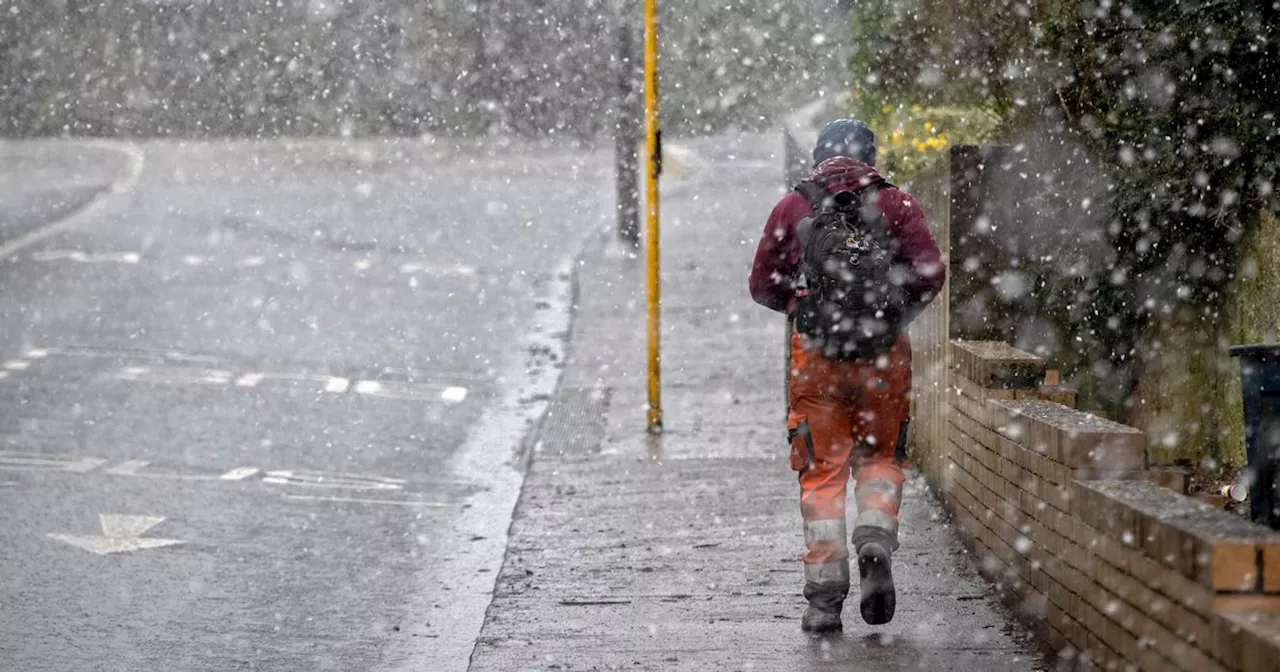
[848,95,1002,182]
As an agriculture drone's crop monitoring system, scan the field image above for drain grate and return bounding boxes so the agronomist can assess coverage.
[527,387,611,458]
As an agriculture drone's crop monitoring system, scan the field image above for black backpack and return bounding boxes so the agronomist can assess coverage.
[793,180,910,360]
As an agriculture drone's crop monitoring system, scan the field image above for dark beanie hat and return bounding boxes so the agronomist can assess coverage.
[813,118,877,167]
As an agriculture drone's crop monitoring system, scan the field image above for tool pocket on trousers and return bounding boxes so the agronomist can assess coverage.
[787,413,816,472]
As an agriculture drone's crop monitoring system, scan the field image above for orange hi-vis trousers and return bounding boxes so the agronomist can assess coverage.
[786,331,911,611]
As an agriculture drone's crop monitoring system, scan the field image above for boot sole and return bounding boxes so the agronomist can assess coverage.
[801,619,843,634]
[858,548,896,625]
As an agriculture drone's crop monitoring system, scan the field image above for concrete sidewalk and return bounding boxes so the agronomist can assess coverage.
[468,133,1046,671]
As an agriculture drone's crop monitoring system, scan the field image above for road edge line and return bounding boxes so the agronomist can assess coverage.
[386,227,596,672]
[0,141,145,261]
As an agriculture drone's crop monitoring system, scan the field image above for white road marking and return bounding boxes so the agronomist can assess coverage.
[219,467,260,481]
[181,255,206,266]
[66,457,110,473]
[126,471,220,482]
[40,345,223,364]
[0,142,145,262]
[354,259,373,271]
[48,514,183,555]
[398,261,478,277]
[441,386,468,403]
[30,250,141,264]
[281,494,450,508]
[29,345,469,405]
[262,469,405,491]
[104,459,149,475]
[353,379,447,401]
[0,452,106,473]
[118,366,233,385]
[325,377,351,393]
[236,256,266,268]
[354,380,384,395]
[234,373,265,387]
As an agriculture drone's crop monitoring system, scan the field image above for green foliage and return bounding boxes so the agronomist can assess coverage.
[846,0,1280,431]
[1038,0,1280,414]
[845,0,1041,117]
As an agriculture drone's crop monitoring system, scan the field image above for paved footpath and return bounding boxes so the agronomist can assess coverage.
[467,133,1048,671]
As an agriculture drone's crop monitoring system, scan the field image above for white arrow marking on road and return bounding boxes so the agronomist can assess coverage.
[47,514,183,555]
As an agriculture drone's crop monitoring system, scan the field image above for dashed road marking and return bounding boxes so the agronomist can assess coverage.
[234,373,265,387]
[219,467,260,481]
[31,250,142,264]
[441,386,468,403]
[0,452,108,473]
[281,494,451,508]
[397,261,478,277]
[262,469,406,491]
[325,377,351,393]
[104,460,149,475]
[67,457,110,473]
[2,346,477,405]
[39,345,223,364]
[118,366,233,385]
[354,380,384,395]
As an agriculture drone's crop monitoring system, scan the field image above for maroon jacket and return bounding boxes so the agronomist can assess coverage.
[749,156,946,320]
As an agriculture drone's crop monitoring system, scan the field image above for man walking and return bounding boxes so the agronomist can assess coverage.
[749,119,946,633]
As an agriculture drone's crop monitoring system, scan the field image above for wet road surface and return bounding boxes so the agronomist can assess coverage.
[0,139,610,671]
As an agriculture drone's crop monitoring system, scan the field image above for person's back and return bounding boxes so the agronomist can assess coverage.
[748,119,946,633]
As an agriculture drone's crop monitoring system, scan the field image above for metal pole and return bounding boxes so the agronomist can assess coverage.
[614,21,641,245]
[643,0,662,433]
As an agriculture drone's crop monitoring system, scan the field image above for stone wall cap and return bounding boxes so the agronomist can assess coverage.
[997,400,1144,435]
[951,340,1043,363]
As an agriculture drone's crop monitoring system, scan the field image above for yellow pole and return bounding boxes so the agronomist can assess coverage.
[643,0,662,433]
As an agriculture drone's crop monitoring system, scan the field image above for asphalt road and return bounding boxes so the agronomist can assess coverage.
[0,138,611,671]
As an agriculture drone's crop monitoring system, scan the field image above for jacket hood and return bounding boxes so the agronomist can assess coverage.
[809,156,885,193]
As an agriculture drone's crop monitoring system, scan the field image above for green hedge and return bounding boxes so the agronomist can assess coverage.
[845,0,1280,460]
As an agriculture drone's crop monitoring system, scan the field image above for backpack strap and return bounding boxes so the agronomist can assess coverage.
[794,180,829,211]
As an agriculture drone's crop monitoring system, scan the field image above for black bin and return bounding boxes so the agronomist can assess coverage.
[1229,344,1280,529]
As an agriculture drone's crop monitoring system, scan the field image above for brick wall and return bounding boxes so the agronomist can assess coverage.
[924,339,1280,671]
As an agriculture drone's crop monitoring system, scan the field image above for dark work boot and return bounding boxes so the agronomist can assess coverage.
[857,542,896,625]
[801,605,843,633]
